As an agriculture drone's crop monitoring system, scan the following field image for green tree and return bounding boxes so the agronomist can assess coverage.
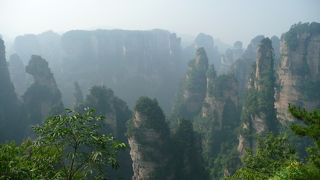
[289,105,320,168]
[79,85,133,179]
[273,105,320,179]
[231,133,296,179]
[172,119,208,180]
[0,108,126,180]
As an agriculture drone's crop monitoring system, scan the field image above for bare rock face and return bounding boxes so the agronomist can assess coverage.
[275,22,320,125]
[237,38,277,156]
[128,97,172,180]
[23,55,63,124]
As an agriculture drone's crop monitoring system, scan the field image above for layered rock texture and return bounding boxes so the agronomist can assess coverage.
[23,55,64,125]
[237,38,278,156]
[128,97,172,180]
[275,22,320,125]
[0,39,22,141]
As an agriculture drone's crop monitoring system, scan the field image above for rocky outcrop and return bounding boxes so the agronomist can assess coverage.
[183,33,221,73]
[271,36,280,68]
[0,39,22,142]
[23,55,64,124]
[60,29,183,112]
[231,35,265,96]
[128,97,172,180]
[173,48,208,119]
[9,54,29,96]
[202,66,239,125]
[174,47,240,178]
[196,64,240,160]
[13,29,183,113]
[220,41,244,73]
[237,38,277,156]
[275,22,320,125]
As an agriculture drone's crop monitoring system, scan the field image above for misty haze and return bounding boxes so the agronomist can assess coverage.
[0,0,320,179]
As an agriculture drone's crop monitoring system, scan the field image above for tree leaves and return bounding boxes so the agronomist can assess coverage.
[0,108,127,179]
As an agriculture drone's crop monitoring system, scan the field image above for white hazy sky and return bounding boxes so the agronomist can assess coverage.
[0,0,319,44]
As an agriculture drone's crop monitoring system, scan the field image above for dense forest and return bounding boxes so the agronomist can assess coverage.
[1,9,320,179]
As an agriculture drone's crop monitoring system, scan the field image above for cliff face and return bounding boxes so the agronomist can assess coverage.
[174,48,209,119]
[23,55,64,124]
[237,38,277,156]
[0,39,21,142]
[14,31,62,65]
[13,29,183,113]
[275,22,320,125]
[60,29,183,112]
[128,97,172,180]
[231,35,265,96]
[9,54,29,96]
[198,69,240,160]
[174,48,240,178]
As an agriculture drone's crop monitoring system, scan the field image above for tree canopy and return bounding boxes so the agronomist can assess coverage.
[0,108,126,180]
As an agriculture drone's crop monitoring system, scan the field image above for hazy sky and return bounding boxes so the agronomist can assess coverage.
[1,0,319,45]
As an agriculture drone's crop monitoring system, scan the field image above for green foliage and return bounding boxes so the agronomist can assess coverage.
[208,74,236,99]
[232,106,320,179]
[231,133,297,179]
[172,119,209,180]
[240,39,278,149]
[284,22,320,50]
[79,85,133,179]
[23,55,64,126]
[0,108,126,180]
[172,48,208,120]
[210,145,240,179]
[270,160,320,180]
[289,105,320,169]
[84,86,114,115]
[132,97,168,133]
[127,96,173,179]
